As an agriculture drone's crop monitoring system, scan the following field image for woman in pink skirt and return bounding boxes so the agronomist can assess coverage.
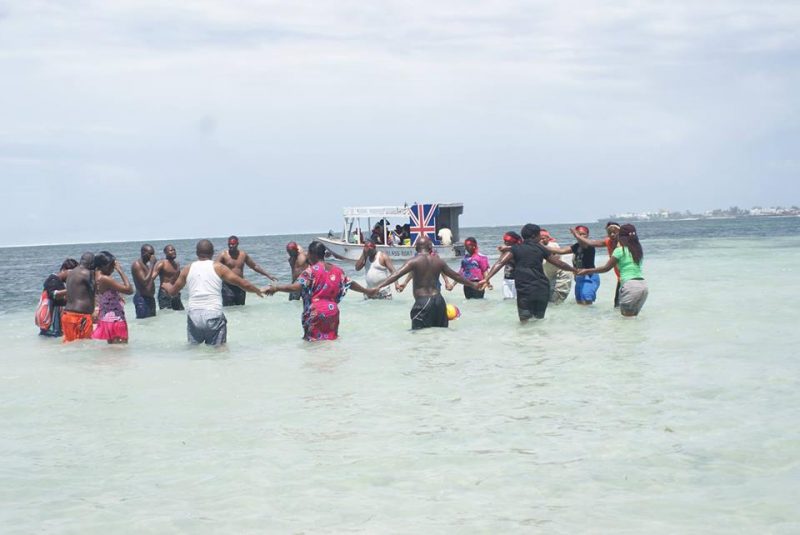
[92,251,133,344]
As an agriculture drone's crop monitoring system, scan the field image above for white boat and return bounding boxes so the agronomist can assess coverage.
[318,203,465,261]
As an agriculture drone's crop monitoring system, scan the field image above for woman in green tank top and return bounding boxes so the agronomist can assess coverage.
[578,224,648,317]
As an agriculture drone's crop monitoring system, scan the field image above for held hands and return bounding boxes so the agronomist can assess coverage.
[364,287,381,298]
[477,279,489,291]
[263,285,278,296]
[395,282,406,293]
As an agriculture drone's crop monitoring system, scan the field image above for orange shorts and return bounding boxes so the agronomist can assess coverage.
[62,311,93,342]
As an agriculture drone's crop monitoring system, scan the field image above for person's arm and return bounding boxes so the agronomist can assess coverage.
[441,261,479,289]
[579,256,617,275]
[376,258,417,289]
[162,265,190,295]
[245,253,278,281]
[325,249,348,261]
[131,260,151,286]
[354,249,368,271]
[545,255,579,274]
[396,272,413,293]
[480,255,493,290]
[482,251,513,284]
[267,281,302,294]
[116,261,134,294]
[151,260,164,282]
[570,227,606,248]
[215,263,265,296]
[547,244,573,255]
[98,261,134,295]
[348,280,377,296]
[443,272,455,291]
[146,258,158,283]
[381,253,396,274]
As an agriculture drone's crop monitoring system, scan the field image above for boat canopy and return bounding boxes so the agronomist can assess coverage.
[337,202,463,246]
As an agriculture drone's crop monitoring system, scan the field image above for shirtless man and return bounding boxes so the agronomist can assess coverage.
[216,235,278,306]
[375,237,478,330]
[154,244,184,310]
[286,242,307,301]
[355,239,396,299]
[131,244,158,318]
[62,252,96,342]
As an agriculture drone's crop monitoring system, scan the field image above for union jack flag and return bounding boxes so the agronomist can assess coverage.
[409,203,440,245]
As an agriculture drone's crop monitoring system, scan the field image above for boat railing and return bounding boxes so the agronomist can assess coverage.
[342,206,411,219]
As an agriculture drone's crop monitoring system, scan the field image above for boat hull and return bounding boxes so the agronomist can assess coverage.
[317,237,464,261]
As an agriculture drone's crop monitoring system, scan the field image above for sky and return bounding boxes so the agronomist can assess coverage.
[1,0,799,246]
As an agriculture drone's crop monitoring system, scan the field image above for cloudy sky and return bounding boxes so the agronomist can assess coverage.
[2,0,798,245]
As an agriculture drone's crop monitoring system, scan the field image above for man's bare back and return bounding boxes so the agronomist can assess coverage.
[407,254,455,298]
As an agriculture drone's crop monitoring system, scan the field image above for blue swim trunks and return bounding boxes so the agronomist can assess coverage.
[574,274,600,303]
[134,294,157,318]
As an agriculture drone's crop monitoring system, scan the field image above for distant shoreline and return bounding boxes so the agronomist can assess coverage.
[597,214,800,223]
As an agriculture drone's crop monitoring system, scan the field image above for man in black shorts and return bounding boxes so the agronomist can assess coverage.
[216,235,278,306]
[131,244,157,318]
[482,224,577,321]
[375,237,478,330]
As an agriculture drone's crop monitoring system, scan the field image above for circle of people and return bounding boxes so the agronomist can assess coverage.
[37,222,647,346]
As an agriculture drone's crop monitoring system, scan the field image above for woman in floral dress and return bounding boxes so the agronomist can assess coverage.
[268,241,376,340]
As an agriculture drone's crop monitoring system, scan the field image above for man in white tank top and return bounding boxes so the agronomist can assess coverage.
[354,240,396,299]
[163,239,265,345]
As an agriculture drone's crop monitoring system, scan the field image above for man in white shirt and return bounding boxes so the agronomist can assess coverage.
[164,239,264,345]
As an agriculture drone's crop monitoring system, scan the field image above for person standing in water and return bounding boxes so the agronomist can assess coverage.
[547,225,600,305]
[163,239,265,346]
[539,229,572,304]
[286,241,307,301]
[481,224,578,322]
[153,244,184,310]
[500,231,522,299]
[375,237,479,330]
[267,241,376,340]
[216,235,278,307]
[571,221,621,307]
[454,237,490,299]
[39,258,78,337]
[578,224,648,317]
[131,244,158,318]
[355,239,396,299]
[63,252,97,342]
[92,252,134,344]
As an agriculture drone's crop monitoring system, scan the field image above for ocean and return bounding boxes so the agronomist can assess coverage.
[1,217,798,534]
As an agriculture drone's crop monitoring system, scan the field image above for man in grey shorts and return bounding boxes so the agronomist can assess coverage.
[163,239,265,345]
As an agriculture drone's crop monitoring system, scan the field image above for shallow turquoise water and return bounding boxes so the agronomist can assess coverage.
[1,219,798,533]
